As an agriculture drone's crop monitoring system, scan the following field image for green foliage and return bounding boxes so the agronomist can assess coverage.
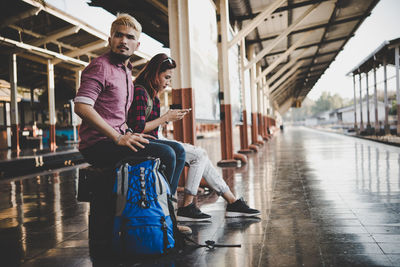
[311,92,345,114]
[390,100,397,115]
[284,92,348,122]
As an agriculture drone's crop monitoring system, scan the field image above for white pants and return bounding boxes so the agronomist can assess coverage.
[181,142,230,196]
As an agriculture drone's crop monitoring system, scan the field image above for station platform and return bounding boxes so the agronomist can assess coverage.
[1,126,400,266]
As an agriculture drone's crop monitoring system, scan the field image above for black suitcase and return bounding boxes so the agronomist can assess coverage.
[78,166,116,257]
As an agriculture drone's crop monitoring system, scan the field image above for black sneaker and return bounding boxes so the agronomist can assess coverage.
[226,198,261,217]
[177,203,212,222]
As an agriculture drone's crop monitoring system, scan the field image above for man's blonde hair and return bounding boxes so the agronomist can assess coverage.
[110,13,142,37]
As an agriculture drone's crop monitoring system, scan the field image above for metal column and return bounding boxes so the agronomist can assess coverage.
[395,46,400,135]
[9,54,19,151]
[352,75,358,133]
[47,60,56,151]
[249,44,259,148]
[383,58,390,134]
[359,74,364,132]
[238,37,251,154]
[168,0,196,145]
[256,64,264,143]
[72,70,82,143]
[216,0,237,166]
[373,67,379,134]
[365,72,371,131]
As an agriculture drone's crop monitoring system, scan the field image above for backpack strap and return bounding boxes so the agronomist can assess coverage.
[136,84,153,121]
[160,216,170,252]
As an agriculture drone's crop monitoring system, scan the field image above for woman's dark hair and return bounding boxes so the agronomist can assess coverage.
[134,53,176,99]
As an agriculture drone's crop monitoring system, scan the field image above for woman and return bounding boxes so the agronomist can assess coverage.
[128,53,260,221]
[127,53,187,196]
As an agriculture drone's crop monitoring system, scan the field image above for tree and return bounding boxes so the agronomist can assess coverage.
[311,92,345,114]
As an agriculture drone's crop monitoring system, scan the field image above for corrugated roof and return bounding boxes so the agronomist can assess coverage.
[91,0,380,114]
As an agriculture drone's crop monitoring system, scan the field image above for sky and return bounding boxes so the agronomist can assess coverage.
[307,0,400,101]
[45,0,400,102]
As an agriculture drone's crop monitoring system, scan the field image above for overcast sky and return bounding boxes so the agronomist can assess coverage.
[307,0,400,101]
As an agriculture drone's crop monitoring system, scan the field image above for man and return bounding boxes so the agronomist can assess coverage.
[74,14,191,249]
[74,13,150,162]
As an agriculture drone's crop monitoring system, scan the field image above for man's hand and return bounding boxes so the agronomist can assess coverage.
[116,132,156,152]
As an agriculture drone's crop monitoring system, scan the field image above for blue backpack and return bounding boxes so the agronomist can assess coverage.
[111,157,175,256]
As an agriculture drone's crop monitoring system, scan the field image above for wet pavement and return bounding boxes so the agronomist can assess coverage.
[1,126,400,266]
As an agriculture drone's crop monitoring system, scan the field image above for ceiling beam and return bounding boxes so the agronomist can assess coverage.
[29,25,80,47]
[299,0,340,95]
[252,31,310,79]
[246,3,321,69]
[0,35,88,66]
[269,62,302,93]
[7,24,99,58]
[247,13,364,44]
[263,35,349,58]
[131,58,148,67]
[0,7,42,28]
[147,0,168,16]
[233,0,332,21]
[228,0,286,48]
[22,0,108,40]
[52,40,107,65]
[266,48,309,86]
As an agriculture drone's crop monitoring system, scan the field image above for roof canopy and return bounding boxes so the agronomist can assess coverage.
[347,37,400,76]
[91,0,379,113]
[0,0,149,92]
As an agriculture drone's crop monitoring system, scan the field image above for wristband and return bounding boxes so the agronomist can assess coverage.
[115,134,123,144]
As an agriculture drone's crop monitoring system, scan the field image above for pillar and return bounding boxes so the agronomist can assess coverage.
[72,70,82,143]
[359,74,364,132]
[238,37,251,154]
[216,0,237,167]
[365,72,371,131]
[9,54,19,151]
[47,60,56,151]
[249,44,259,147]
[256,64,264,143]
[383,58,390,134]
[168,0,196,145]
[395,46,400,135]
[352,75,358,133]
[373,67,379,134]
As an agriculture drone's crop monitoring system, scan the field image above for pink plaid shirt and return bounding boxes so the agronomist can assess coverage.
[74,52,134,150]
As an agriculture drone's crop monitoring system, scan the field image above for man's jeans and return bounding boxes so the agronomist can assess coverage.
[80,139,185,194]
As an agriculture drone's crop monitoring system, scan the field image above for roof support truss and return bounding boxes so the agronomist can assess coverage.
[269,61,303,93]
[253,31,311,79]
[245,2,321,70]
[29,25,80,47]
[266,47,309,86]
[228,0,286,49]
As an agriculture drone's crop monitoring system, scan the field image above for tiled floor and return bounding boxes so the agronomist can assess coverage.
[1,126,400,266]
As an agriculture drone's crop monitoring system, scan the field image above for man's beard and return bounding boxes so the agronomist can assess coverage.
[111,51,131,62]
